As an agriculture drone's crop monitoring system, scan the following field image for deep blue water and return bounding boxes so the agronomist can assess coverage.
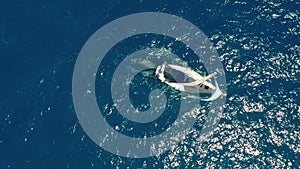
[1,0,299,168]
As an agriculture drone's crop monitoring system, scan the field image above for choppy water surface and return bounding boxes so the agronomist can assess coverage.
[160,1,300,168]
[0,0,299,168]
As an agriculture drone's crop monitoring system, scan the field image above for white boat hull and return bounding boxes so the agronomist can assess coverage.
[155,64,223,101]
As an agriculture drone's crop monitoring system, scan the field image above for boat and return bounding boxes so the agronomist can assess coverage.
[155,64,223,101]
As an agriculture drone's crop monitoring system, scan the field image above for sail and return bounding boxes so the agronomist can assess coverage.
[201,79,223,101]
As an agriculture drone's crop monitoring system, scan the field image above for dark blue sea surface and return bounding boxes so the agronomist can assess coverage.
[0,0,299,168]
